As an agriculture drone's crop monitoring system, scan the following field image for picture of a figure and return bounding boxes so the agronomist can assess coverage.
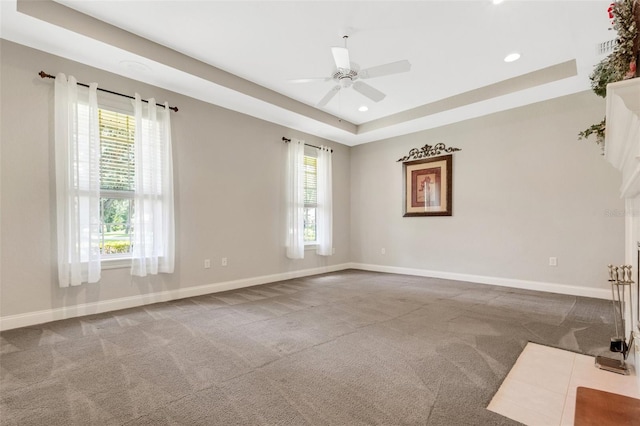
[414,169,440,207]
[417,175,435,206]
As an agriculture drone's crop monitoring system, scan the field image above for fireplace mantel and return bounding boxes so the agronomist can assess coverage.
[605,78,640,198]
[604,77,639,382]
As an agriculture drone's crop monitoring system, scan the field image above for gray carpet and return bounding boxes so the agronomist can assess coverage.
[0,270,614,425]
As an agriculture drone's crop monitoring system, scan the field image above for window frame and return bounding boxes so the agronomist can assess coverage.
[303,146,318,246]
[97,98,136,265]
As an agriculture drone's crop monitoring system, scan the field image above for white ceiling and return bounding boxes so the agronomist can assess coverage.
[0,0,613,146]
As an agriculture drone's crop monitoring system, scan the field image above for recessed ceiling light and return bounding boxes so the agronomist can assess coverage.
[358,105,369,112]
[504,53,521,63]
[492,0,504,4]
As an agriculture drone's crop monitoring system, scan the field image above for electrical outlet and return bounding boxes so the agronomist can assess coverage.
[381,248,386,255]
[221,257,228,267]
[204,259,211,269]
[549,257,557,267]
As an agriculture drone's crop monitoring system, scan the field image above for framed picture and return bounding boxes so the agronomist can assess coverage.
[402,154,452,216]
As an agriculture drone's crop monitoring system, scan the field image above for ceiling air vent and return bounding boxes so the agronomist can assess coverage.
[597,39,617,56]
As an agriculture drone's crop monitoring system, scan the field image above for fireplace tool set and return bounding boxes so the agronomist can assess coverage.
[595,264,636,375]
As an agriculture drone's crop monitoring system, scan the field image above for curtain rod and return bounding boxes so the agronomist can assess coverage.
[39,71,178,112]
[282,137,333,153]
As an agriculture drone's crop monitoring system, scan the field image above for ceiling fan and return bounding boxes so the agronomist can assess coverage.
[294,36,412,107]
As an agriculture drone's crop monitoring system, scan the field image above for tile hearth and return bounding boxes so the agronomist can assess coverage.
[488,342,640,425]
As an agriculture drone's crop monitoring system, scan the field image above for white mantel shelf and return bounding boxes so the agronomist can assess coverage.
[605,78,640,198]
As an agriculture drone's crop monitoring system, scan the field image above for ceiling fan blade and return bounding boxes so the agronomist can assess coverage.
[331,47,351,71]
[352,81,386,102]
[359,60,411,79]
[317,85,341,107]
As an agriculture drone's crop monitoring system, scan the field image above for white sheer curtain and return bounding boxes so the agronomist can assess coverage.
[131,94,175,276]
[286,139,305,259]
[316,146,333,256]
[54,74,101,287]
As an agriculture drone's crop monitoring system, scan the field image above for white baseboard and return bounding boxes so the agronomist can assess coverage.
[348,263,611,300]
[0,262,611,331]
[0,263,351,331]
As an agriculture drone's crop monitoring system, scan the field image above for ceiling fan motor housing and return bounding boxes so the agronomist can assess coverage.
[334,69,357,87]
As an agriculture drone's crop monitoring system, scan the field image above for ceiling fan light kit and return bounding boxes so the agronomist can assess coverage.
[297,35,412,108]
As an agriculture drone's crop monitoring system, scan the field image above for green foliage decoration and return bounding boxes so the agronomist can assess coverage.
[590,58,618,98]
[580,0,639,148]
[578,118,606,147]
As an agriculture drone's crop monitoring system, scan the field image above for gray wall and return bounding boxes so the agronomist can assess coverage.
[350,91,625,289]
[0,41,351,317]
[0,39,627,322]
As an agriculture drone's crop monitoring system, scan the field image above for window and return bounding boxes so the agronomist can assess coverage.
[99,108,135,257]
[285,140,331,259]
[55,76,175,285]
[303,153,317,244]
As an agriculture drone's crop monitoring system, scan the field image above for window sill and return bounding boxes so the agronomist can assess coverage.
[304,243,318,251]
[102,257,131,270]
